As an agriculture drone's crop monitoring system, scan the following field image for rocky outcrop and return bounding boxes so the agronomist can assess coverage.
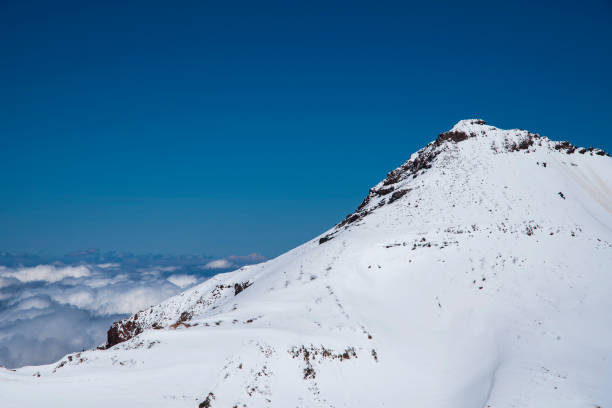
[234,281,252,296]
[106,316,144,348]
[436,130,472,143]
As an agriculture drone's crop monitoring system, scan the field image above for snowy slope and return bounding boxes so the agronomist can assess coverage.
[2,120,611,408]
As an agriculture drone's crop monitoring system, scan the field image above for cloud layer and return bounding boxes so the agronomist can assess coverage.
[0,251,265,368]
[202,253,265,270]
[0,264,90,283]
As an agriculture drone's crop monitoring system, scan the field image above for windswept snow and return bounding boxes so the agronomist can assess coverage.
[1,120,611,408]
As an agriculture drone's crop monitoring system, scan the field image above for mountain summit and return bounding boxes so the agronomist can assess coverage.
[2,121,611,408]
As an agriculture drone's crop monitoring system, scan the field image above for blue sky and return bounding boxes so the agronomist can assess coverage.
[1,0,611,257]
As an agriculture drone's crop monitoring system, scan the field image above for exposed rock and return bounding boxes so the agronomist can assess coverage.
[388,189,411,204]
[373,186,394,196]
[517,137,534,150]
[554,141,578,154]
[436,130,472,144]
[289,345,358,380]
[170,311,194,329]
[234,281,252,296]
[106,319,143,349]
[198,392,215,408]
[318,234,334,245]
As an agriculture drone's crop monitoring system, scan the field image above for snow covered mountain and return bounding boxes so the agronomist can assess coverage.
[2,119,611,408]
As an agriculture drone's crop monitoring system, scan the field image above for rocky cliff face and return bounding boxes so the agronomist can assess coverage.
[2,120,611,408]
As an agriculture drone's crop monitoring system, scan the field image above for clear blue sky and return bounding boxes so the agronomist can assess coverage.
[1,0,611,257]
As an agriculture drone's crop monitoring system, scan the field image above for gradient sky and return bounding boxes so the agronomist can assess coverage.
[1,0,611,257]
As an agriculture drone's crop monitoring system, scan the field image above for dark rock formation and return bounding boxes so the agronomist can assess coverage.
[388,189,411,204]
[106,318,144,349]
[198,392,214,408]
[436,130,471,143]
[318,234,334,245]
[234,281,252,296]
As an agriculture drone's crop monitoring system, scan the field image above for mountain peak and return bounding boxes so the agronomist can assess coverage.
[450,118,487,131]
[438,119,519,145]
[317,120,610,244]
[436,118,513,146]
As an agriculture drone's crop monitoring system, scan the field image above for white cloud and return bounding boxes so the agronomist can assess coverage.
[200,254,265,270]
[1,265,90,283]
[92,286,179,315]
[201,259,232,269]
[157,266,179,272]
[96,263,120,269]
[12,296,52,312]
[53,290,95,310]
[82,277,113,288]
[167,274,198,288]
[0,261,210,368]
[227,253,265,264]
[0,276,17,289]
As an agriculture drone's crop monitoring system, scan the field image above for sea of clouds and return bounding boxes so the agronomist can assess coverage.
[0,251,264,368]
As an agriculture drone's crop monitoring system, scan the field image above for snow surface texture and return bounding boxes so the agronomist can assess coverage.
[1,120,611,408]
